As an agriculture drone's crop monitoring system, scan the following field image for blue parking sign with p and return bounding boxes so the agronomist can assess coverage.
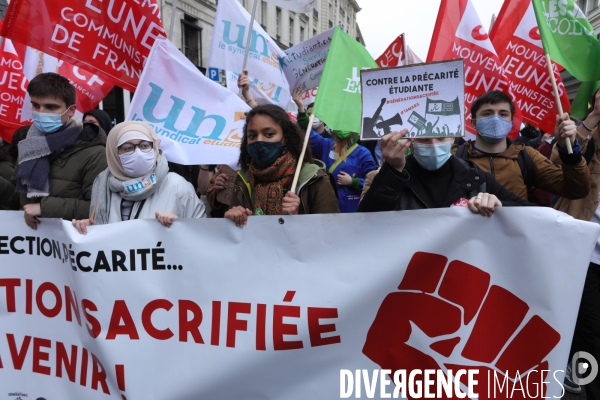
[208,68,220,82]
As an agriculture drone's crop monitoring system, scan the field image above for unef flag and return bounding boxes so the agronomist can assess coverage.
[490,0,570,135]
[209,0,290,107]
[428,0,522,138]
[376,34,406,68]
[127,36,250,166]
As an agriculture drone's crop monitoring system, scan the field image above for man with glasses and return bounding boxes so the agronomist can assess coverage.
[15,73,107,229]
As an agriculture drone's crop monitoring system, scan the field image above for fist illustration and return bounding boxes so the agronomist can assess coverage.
[363,252,561,399]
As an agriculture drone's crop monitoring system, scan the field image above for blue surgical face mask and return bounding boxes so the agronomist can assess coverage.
[475,115,513,144]
[32,107,72,134]
[412,141,453,171]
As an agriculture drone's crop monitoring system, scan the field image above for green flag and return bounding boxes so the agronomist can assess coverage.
[571,81,600,120]
[425,97,461,116]
[312,28,378,133]
[532,0,600,81]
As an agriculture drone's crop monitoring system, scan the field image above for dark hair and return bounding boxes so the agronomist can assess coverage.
[27,72,76,107]
[238,104,313,170]
[470,90,515,120]
[307,102,315,110]
[8,125,31,164]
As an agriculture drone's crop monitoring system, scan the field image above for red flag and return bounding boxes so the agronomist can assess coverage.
[57,62,114,114]
[490,0,569,135]
[428,0,522,139]
[0,39,30,142]
[1,0,165,92]
[376,34,406,68]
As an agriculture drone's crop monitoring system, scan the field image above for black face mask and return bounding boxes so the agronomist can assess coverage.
[246,141,284,168]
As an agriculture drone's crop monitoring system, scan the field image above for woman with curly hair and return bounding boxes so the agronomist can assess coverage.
[207,104,339,227]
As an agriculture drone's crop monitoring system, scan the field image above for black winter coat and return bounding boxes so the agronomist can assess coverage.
[358,156,533,212]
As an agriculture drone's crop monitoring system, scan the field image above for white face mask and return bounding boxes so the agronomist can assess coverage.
[119,149,155,178]
[312,117,324,130]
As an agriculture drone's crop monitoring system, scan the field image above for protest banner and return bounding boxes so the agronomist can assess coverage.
[428,0,522,139]
[0,207,598,398]
[532,0,600,82]
[208,0,289,102]
[376,34,406,68]
[0,0,165,92]
[361,59,465,140]
[0,39,29,142]
[282,27,335,93]
[490,0,570,135]
[312,27,378,133]
[225,70,290,108]
[261,0,315,13]
[127,36,249,167]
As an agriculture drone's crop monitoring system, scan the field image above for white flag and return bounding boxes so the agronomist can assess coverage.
[225,70,291,108]
[209,0,289,94]
[262,0,315,14]
[406,45,424,65]
[282,27,334,92]
[127,36,250,166]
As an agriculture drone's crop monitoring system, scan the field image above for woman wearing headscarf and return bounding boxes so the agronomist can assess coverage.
[207,104,339,227]
[72,121,205,234]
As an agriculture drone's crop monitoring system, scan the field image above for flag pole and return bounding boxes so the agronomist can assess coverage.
[239,0,259,96]
[168,0,179,39]
[291,114,314,194]
[544,54,572,154]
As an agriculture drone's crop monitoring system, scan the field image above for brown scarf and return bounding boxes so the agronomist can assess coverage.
[249,151,297,215]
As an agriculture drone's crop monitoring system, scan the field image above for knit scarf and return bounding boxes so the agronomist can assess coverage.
[91,152,170,225]
[249,151,297,216]
[16,121,81,198]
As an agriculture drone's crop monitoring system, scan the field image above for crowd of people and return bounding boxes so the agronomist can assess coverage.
[1,71,600,397]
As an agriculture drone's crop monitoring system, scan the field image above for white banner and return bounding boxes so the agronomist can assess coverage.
[361,59,465,140]
[282,28,334,92]
[0,208,598,399]
[225,70,291,108]
[262,0,315,13]
[127,36,249,166]
[209,0,289,95]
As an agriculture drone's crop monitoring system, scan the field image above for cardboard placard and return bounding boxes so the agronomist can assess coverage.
[360,59,465,140]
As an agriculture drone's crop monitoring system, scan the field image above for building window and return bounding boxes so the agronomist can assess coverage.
[313,28,317,37]
[300,26,305,42]
[276,7,281,39]
[289,18,294,43]
[239,0,246,7]
[328,20,333,28]
[182,14,202,68]
[261,1,267,25]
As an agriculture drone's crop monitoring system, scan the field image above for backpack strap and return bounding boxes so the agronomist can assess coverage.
[516,148,535,201]
[328,144,359,174]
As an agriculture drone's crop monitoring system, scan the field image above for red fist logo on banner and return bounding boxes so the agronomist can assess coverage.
[363,252,561,399]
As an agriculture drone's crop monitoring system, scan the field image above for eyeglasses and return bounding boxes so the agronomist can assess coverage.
[118,141,154,155]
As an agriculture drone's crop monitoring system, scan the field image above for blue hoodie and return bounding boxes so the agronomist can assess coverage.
[309,130,376,213]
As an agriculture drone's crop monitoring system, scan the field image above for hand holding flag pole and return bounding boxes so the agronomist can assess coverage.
[291,114,315,194]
